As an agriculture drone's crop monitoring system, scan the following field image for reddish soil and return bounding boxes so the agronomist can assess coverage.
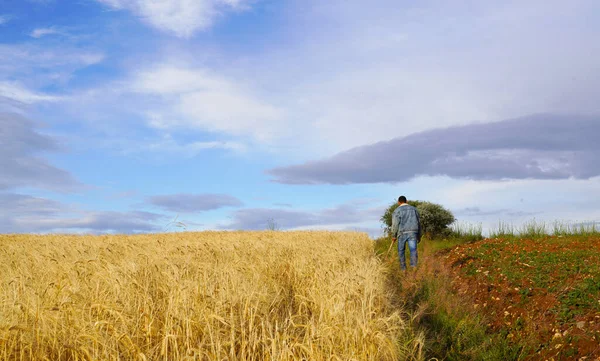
[442,236,600,360]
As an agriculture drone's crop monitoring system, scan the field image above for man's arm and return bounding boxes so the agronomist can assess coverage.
[416,210,422,242]
[391,209,399,241]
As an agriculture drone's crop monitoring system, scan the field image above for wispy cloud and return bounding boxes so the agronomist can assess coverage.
[0,44,104,87]
[268,114,600,184]
[148,193,243,213]
[30,26,68,38]
[63,132,248,161]
[96,0,251,37]
[143,133,247,155]
[0,15,11,25]
[0,44,104,69]
[0,81,64,104]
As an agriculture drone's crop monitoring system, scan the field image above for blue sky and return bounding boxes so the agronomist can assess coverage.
[1,0,600,236]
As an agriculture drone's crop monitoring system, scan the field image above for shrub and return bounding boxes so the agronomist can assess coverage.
[381,200,455,239]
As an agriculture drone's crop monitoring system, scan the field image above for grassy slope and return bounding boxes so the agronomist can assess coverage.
[376,237,523,360]
[377,234,600,360]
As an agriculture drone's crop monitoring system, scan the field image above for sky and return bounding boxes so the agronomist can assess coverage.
[1,0,600,237]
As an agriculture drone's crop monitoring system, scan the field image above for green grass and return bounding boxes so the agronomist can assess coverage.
[488,220,517,239]
[553,221,599,236]
[374,234,525,360]
[489,219,600,239]
[450,222,484,243]
[402,274,525,361]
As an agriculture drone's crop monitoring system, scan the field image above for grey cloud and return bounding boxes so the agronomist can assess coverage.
[221,201,382,230]
[455,207,508,217]
[273,203,293,208]
[148,193,243,213]
[108,190,138,200]
[455,207,542,218]
[0,193,163,234]
[0,192,65,217]
[505,211,544,218]
[0,113,80,191]
[573,221,600,228]
[268,114,600,184]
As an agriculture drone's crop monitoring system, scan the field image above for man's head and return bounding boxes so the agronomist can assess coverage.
[398,196,407,204]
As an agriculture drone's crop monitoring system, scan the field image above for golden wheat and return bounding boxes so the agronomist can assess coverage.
[0,231,419,360]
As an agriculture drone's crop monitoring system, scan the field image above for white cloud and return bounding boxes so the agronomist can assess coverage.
[440,177,600,210]
[0,15,11,25]
[0,45,104,69]
[0,81,64,103]
[29,26,67,38]
[144,133,247,155]
[426,176,600,234]
[235,0,600,154]
[296,67,492,151]
[130,65,283,141]
[0,44,103,112]
[96,0,250,37]
[0,44,104,82]
[37,0,600,161]
[449,178,600,235]
[177,91,282,137]
[63,1,597,157]
[131,67,229,94]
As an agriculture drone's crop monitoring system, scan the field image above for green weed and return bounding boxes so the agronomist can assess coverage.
[451,222,484,242]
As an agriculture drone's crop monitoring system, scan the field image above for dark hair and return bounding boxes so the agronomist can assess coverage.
[398,196,407,203]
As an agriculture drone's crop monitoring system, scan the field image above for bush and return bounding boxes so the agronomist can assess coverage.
[381,200,455,239]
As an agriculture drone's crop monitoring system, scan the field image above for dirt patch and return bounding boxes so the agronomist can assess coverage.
[442,236,600,360]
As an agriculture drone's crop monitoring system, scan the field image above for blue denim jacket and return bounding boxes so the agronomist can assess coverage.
[391,204,421,237]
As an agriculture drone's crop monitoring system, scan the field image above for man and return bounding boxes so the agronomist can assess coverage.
[391,196,422,270]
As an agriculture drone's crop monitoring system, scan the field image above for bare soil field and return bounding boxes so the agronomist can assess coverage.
[444,236,600,360]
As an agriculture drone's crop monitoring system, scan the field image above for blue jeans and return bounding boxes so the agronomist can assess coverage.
[398,232,418,270]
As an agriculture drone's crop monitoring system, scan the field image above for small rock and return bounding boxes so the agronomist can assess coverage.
[553,332,562,340]
[577,321,585,329]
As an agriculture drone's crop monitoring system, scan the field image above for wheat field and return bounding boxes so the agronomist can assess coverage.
[0,231,419,360]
